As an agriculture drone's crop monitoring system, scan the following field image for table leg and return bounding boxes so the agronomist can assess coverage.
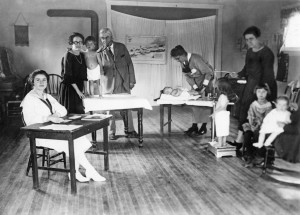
[160,105,164,136]
[29,137,39,190]
[92,131,97,149]
[211,106,214,139]
[68,138,77,195]
[121,110,129,135]
[103,126,109,171]
[138,108,143,147]
[168,105,172,136]
[90,111,97,149]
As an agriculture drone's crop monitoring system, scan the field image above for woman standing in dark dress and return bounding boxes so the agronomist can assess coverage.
[231,26,277,147]
[59,32,88,114]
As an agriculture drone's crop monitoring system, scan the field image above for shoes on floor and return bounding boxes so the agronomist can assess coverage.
[68,172,90,183]
[126,130,139,138]
[109,133,117,140]
[252,157,264,166]
[184,126,198,135]
[193,127,207,136]
[86,169,106,182]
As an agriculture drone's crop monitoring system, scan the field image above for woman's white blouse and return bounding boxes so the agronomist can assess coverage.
[21,90,67,125]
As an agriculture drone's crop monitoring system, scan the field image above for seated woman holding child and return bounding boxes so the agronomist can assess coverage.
[274,99,300,163]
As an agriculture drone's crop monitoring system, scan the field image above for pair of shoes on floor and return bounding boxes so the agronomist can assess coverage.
[193,127,207,136]
[109,133,118,140]
[184,126,198,135]
[68,172,90,183]
[184,126,207,136]
[125,130,139,138]
[86,169,106,182]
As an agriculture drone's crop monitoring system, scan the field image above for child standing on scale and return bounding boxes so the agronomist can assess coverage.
[83,36,103,96]
[214,78,238,147]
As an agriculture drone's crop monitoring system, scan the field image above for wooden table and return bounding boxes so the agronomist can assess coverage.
[83,95,152,147]
[21,116,110,195]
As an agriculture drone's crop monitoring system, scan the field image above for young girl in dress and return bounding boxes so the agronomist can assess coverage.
[214,78,238,147]
[242,84,273,162]
[253,96,291,148]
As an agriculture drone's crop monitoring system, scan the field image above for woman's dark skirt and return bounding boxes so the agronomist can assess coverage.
[59,82,85,114]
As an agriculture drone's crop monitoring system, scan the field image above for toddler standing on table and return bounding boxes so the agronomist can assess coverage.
[83,36,103,96]
[253,96,291,148]
[214,78,238,147]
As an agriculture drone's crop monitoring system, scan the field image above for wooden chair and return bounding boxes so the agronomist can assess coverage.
[284,85,300,103]
[46,74,62,99]
[22,112,67,178]
[262,145,276,174]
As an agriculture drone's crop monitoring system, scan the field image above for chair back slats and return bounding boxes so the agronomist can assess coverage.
[284,86,299,103]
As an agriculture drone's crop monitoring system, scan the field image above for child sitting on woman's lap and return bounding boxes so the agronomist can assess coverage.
[253,96,291,148]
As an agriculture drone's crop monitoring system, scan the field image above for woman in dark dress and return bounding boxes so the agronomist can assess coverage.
[59,32,88,114]
[231,26,277,147]
[274,102,300,163]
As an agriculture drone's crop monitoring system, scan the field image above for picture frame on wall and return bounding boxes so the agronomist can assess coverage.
[126,35,167,64]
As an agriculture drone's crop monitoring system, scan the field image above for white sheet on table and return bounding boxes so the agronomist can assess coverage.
[159,94,201,101]
[156,98,214,107]
[83,94,153,112]
[39,124,82,130]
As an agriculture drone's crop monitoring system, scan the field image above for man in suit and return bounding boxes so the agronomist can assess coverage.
[170,45,214,136]
[98,27,137,140]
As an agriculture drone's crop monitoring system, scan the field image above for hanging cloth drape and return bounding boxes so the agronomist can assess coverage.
[111,10,215,103]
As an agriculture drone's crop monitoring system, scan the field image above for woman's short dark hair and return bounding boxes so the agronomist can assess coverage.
[170,45,187,57]
[68,32,84,45]
[84,36,96,44]
[243,26,261,38]
[28,69,49,86]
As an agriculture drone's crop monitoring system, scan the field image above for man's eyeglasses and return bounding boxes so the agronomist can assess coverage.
[73,41,83,45]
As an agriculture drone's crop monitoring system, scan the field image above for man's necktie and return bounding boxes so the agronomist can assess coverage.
[107,47,114,60]
[182,61,191,73]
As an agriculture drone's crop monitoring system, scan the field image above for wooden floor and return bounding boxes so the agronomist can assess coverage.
[0,106,300,215]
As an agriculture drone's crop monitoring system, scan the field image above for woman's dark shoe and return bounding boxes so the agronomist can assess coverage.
[184,126,198,135]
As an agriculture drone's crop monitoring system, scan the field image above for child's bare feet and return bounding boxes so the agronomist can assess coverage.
[253,142,263,148]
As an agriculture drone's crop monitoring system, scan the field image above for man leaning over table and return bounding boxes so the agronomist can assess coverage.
[97,27,138,140]
[170,45,214,136]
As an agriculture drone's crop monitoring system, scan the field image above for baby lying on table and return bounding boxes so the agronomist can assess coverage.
[162,87,199,97]
[154,87,200,101]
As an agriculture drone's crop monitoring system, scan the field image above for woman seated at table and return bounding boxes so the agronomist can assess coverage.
[21,69,106,182]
